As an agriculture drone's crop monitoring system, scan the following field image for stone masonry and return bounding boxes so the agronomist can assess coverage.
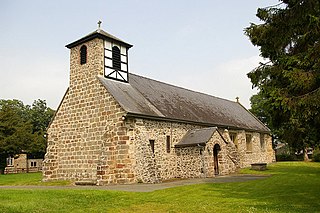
[43,29,275,185]
[43,38,134,185]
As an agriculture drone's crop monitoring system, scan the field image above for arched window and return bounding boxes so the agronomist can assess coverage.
[80,45,87,65]
[112,46,121,70]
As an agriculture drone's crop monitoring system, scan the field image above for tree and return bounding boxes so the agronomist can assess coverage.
[245,0,320,160]
[0,99,55,170]
[28,99,55,158]
[0,100,33,170]
[30,99,55,133]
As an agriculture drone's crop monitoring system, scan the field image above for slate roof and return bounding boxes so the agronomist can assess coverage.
[175,127,218,147]
[98,74,270,133]
[66,29,133,49]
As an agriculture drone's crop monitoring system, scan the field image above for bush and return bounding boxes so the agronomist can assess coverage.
[276,153,303,161]
[313,149,320,162]
[276,154,295,161]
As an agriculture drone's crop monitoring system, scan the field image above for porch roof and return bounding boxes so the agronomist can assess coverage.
[175,127,218,148]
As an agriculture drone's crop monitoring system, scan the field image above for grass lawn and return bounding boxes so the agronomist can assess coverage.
[0,162,319,212]
[0,172,71,186]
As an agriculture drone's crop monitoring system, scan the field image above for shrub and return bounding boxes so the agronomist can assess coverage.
[313,149,320,162]
[276,154,295,161]
[276,153,304,161]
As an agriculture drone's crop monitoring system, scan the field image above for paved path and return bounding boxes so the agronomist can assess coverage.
[0,174,269,192]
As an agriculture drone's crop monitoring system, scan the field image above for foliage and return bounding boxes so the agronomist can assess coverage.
[0,162,319,212]
[0,99,55,169]
[246,1,320,155]
[275,153,304,161]
[276,153,295,161]
[313,148,320,162]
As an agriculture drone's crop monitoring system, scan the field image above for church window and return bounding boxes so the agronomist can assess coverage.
[260,134,265,151]
[166,136,171,153]
[246,134,252,152]
[149,140,155,154]
[112,46,121,70]
[80,45,87,65]
[229,132,238,148]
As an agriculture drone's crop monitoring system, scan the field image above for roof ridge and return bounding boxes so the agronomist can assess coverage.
[129,73,238,106]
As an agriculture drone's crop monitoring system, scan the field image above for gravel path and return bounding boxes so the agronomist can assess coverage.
[0,174,270,192]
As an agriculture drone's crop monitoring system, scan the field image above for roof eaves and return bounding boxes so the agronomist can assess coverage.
[66,30,133,49]
[125,112,271,134]
[175,142,206,148]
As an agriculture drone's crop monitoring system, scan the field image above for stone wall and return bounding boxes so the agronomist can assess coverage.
[175,130,240,178]
[129,118,274,183]
[4,154,43,174]
[229,130,275,168]
[43,36,275,185]
[43,38,134,185]
[129,119,203,183]
[4,154,28,174]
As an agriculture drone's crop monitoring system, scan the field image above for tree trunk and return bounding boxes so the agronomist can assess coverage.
[304,147,309,161]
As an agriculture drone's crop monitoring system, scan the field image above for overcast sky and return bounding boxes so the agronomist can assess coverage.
[0,0,278,109]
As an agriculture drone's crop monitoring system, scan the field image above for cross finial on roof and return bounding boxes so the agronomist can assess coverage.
[97,20,102,30]
[236,97,240,103]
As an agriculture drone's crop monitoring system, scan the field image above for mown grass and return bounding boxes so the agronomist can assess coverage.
[0,172,71,186]
[0,162,319,212]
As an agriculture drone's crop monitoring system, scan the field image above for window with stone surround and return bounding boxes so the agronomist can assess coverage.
[229,132,238,148]
[246,134,252,152]
[260,133,265,151]
[80,45,87,65]
[6,157,13,166]
[166,136,171,153]
[149,139,155,154]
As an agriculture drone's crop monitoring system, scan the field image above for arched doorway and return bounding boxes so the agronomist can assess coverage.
[213,144,221,175]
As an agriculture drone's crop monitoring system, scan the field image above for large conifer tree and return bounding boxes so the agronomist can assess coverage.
[246,0,320,158]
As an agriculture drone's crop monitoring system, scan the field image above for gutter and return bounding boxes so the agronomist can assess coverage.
[125,112,271,134]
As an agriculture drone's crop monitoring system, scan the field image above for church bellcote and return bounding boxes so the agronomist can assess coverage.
[104,34,132,83]
[66,21,133,83]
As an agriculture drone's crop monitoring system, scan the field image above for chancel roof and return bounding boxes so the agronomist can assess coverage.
[98,74,270,133]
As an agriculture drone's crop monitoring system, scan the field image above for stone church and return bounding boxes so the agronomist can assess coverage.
[43,25,275,185]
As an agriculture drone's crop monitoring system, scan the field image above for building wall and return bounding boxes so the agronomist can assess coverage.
[128,118,274,183]
[228,130,275,168]
[43,38,135,185]
[129,119,203,183]
[4,154,43,174]
[28,159,43,172]
[175,131,238,179]
[4,154,28,174]
[43,37,275,185]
